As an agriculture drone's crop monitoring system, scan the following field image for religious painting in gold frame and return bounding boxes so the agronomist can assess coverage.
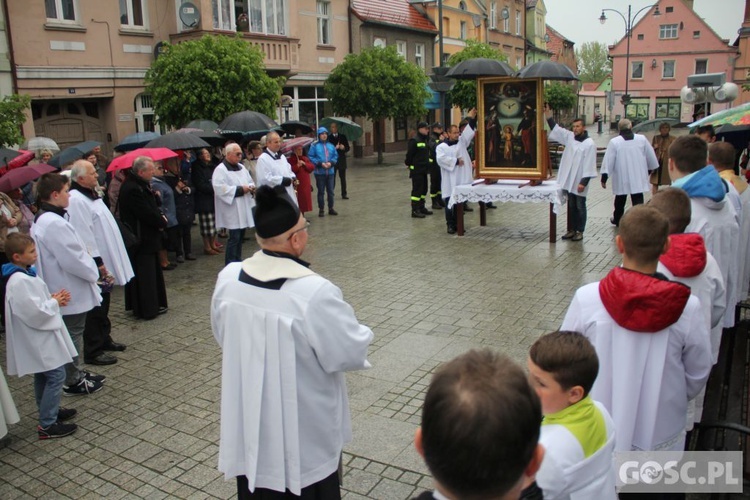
[476,77,545,180]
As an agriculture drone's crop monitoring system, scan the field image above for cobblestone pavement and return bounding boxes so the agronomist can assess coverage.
[0,149,626,499]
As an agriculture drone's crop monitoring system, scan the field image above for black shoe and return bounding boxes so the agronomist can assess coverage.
[328,209,338,215]
[431,200,442,209]
[447,226,457,234]
[161,263,177,271]
[463,205,474,212]
[38,422,77,440]
[57,408,77,422]
[102,342,126,352]
[486,202,497,209]
[420,206,434,215]
[185,254,197,261]
[610,217,618,227]
[158,306,168,315]
[319,210,325,217]
[83,370,106,384]
[84,353,117,366]
[411,210,425,219]
[63,378,103,397]
[342,195,349,200]
[176,255,185,263]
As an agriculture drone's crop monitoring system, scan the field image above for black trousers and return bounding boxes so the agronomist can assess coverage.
[177,222,192,256]
[125,252,168,320]
[237,470,340,499]
[83,291,112,359]
[428,165,442,199]
[612,193,645,225]
[410,171,428,205]
[336,156,347,197]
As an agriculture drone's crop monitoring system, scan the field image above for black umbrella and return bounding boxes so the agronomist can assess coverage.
[48,140,102,169]
[218,111,281,140]
[115,132,161,152]
[445,58,515,80]
[280,120,313,136]
[516,61,579,81]
[0,148,21,166]
[145,132,210,150]
[174,128,227,147]
[184,119,220,132]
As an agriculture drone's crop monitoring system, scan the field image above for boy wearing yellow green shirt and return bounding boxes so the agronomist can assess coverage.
[527,331,616,500]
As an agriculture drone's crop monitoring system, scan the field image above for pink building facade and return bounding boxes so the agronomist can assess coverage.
[608,0,737,123]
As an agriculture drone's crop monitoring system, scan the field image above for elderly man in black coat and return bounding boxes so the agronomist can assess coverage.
[118,156,168,320]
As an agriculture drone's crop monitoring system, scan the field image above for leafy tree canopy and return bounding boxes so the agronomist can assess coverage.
[145,35,283,129]
[324,46,429,121]
[575,41,611,84]
[544,82,577,115]
[0,94,31,147]
[446,39,509,110]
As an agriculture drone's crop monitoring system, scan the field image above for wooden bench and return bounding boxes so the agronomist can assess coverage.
[691,305,750,488]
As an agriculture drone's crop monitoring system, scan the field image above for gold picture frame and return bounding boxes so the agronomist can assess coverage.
[477,77,546,180]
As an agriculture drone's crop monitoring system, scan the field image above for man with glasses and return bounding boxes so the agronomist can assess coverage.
[256,131,297,204]
[212,143,255,265]
[211,185,373,499]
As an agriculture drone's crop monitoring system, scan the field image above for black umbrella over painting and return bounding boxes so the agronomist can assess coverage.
[445,58,515,80]
[218,111,282,141]
[280,120,313,136]
[516,60,579,81]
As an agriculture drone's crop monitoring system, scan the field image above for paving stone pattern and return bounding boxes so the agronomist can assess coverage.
[0,137,627,499]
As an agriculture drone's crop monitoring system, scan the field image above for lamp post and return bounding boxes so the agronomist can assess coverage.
[599,4,660,116]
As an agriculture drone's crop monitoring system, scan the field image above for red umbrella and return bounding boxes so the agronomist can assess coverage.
[281,137,315,157]
[107,147,178,172]
[0,149,36,176]
[0,163,57,193]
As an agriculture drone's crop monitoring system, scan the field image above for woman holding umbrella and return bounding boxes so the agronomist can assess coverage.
[0,192,22,264]
[192,148,222,255]
[288,144,314,215]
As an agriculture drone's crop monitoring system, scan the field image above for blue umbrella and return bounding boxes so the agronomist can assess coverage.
[48,140,102,169]
[114,132,161,152]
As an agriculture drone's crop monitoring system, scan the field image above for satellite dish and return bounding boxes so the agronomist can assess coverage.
[179,2,201,28]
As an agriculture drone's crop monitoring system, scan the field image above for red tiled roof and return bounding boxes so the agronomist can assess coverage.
[582,82,599,91]
[351,0,438,34]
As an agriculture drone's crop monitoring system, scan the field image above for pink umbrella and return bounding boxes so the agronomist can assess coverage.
[0,163,57,193]
[281,137,315,157]
[107,147,178,172]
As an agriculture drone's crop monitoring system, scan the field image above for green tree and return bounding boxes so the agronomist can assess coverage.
[544,83,577,121]
[0,94,31,147]
[325,46,429,163]
[446,39,509,110]
[575,41,611,83]
[145,35,282,129]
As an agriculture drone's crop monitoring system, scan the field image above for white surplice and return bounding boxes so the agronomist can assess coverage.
[562,286,711,451]
[0,368,19,439]
[5,272,77,377]
[601,134,659,195]
[255,150,298,204]
[211,251,373,495]
[68,190,134,286]
[548,125,598,196]
[212,162,255,230]
[436,123,475,199]
[738,188,750,301]
[687,197,739,328]
[32,212,101,315]
[536,401,617,500]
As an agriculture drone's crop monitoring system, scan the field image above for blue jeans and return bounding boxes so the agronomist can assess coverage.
[62,312,87,386]
[315,174,335,211]
[34,365,66,427]
[567,192,587,233]
[225,228,246,266]
[443,197,456,229]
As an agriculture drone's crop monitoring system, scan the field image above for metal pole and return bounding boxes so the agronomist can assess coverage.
[438,0,446,124]
[624,5,631,103]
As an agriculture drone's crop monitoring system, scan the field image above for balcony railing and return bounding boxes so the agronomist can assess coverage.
[169,30,299,73]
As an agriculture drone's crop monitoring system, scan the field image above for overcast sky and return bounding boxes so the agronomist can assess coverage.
[545,0,745,47]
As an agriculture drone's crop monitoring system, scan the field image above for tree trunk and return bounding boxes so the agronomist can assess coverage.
[375,118,384,164]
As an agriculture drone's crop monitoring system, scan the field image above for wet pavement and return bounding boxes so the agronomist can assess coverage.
[0,149,625,499]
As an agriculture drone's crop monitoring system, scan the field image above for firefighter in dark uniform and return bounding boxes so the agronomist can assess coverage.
[428,122,447,209]
[405,122,434,219]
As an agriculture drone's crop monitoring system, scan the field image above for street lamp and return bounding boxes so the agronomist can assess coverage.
[599,4,660,113]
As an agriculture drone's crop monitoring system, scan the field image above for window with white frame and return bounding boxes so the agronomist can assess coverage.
[695,59,707,74]
[659,24,678,39]
[415,43,425,69]
[631,61,644,79]
[396,40,407,59]
[516,56,522,69]
[45,0,78,22]
[212,0,234,30]
[316,1,331,44]
[662,60,675,78]
[247,0,287,36]
[503,14,509,32]
[460,21,467,40]
[515,10,521,35]
[489,2,496,29]
[120,0,148,28]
